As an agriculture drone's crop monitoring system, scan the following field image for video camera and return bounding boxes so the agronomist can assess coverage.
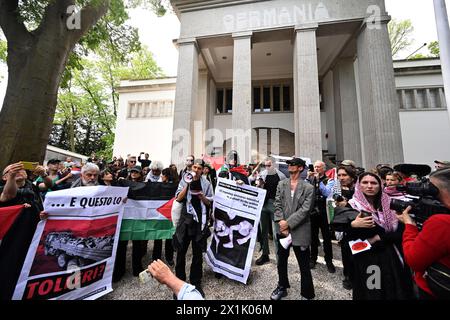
[389,178,450,228]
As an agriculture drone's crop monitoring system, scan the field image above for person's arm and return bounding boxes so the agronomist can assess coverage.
[198,180,214,207]
[148,260,203,300]
[273,182,284,222]
[55,172,73,187]
[400,212,448,272]
[33,166,53,191]
[286,184,314,230]
[319,179,335,198]
[176,180,189,202]
[0,163,22,202]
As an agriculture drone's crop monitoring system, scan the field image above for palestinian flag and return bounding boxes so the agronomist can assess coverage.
[119,181,178,241]
[203,155,225,171]
[0,205,25,244]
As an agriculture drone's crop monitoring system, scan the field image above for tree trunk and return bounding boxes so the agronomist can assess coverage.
[0,0,110,169]
[69,104,76,152]
[0,42,71,168]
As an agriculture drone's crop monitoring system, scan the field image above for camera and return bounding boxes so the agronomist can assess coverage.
[308,164,314,172]
[390,178,450,228]
[332,193,345,203]
[359,210,373,218]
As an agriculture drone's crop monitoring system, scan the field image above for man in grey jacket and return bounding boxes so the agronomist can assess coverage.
[270,157,315,300]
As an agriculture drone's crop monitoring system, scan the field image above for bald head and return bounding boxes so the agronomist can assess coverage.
[314,161,326,175]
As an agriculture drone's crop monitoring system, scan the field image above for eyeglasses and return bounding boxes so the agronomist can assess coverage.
[129,161,136,163]
[265,164,272,167]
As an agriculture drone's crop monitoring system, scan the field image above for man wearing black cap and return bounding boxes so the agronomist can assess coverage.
[271,157,315,300]
[173,159,214,298]
[435,160,450,171]
[35,159,72,195]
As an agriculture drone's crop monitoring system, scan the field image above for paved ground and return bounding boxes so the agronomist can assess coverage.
[102,240,352,300]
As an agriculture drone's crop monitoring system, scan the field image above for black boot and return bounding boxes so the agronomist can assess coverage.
[255,254,270,265]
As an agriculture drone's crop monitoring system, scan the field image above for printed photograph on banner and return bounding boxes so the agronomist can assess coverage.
[12,186,128,300]
[28,216,117,276]
[210,206,255,270]
[205,178,266,284]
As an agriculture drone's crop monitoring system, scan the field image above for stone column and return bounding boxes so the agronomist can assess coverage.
[171,38,199,167]
[231,32,252,164]
[293,24,322,162]
[333,58,363,165]
[193,69,209,157]
[357,17,404,169]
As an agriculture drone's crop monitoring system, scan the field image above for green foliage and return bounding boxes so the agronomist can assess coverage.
[2,0,168,159]
[51,45,163,159]
[408,53,427,60]
[115,46,164,80]
[0,38,6,62]
[428,41,440,57]
[408,41,440,60]
[388,19,414,58]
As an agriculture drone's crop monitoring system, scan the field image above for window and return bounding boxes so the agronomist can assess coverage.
[253,87,261,112]
[273,86,280,112]
[283,86,291,111]
[127,100,173,119]
[217,90,224,113]
[262,87,271,112]
[216,88,233,114]
[252,82,292,112]
[226,89,233,113]
[397,87,447,110]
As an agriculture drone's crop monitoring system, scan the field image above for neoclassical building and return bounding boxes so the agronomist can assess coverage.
[114,0,450,169]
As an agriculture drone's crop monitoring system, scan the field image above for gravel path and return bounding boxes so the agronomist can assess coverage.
[102,240,352,300]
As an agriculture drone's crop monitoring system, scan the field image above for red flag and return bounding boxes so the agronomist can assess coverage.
[0,205,24,240]
[326,168,336,180]
[156,198,175,221]
[230,165,249,177]
[202,155,225,171]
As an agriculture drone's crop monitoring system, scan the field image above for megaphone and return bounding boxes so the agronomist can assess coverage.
[183,172,196,183]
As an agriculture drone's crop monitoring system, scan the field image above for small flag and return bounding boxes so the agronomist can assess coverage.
[0,205,24,242]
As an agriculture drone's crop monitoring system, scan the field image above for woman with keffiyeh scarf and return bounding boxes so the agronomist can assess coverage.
[345,172,414,300]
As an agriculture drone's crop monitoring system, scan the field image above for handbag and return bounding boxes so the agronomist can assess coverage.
[425,262,450,299]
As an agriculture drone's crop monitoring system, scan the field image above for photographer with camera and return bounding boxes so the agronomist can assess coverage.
[396,168,450,299]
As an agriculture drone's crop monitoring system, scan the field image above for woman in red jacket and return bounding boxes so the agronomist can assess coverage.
[397,168,450,299]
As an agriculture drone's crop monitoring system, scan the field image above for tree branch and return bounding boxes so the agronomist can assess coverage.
[69,0,111,44]
[0,0,32,44]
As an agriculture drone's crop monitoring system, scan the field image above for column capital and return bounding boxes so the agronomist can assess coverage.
[362,15,391,27]
[176,37,199,50]
[232,31,253,39]
[295,23,318,32]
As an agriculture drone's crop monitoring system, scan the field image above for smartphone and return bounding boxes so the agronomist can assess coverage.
[308,164,314,172]
[20,161,39,171]
[360,210,372,218]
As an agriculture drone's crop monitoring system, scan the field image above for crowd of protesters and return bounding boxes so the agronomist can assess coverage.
[1,150,449,300]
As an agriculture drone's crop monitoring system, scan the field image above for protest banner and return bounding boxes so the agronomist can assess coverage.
[12,186,128,300]
[205,178,266,284]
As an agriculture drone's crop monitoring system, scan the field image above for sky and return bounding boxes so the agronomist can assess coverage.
[0,0,449,105]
